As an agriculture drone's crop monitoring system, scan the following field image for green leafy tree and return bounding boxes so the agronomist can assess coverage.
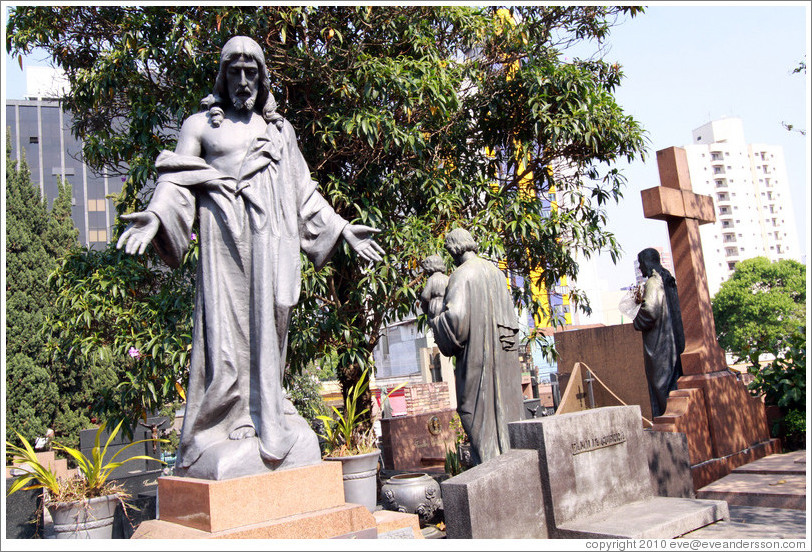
[8,6,647,429]
[47,242,196,432]
[712,257,806,450]
[712,257,805,362]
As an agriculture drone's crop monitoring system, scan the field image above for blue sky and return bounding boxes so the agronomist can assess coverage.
[582,4,809,289]
[4,3,809,292]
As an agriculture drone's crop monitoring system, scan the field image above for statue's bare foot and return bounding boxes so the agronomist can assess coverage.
[228,426,256,440]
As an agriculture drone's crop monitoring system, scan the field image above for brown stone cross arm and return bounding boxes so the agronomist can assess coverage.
[640,146,728,375]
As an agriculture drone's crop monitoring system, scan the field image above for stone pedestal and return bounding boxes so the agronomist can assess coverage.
[654,374,781,489]
[131,461,419,539]
[642,146,780,490]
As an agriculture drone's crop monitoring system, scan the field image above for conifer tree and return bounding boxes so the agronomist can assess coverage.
[5,136,97,448]
[6,138,60,443]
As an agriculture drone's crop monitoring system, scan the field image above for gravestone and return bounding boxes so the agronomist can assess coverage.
[641,147,778,488]
[645,430,695,498]
[441,449,547,539]
[4,478,42,539]
[509,406,729,538]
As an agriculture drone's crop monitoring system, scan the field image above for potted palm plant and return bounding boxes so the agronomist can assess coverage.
[6,420,166,539]
[317,369,403,511]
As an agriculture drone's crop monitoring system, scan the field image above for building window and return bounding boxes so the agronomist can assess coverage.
[87,199,106,212]
[29,136,39,144]
[728,262,737,270]
[381,332,390,357]
[88,229,108,243]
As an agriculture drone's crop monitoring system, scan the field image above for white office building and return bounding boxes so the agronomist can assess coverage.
[683,118,800,297]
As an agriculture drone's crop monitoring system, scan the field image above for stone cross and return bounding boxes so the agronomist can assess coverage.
[640,146,728,376]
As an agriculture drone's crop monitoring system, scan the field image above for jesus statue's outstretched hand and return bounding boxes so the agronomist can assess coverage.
[342,224,385,263]
[116,211,160,256]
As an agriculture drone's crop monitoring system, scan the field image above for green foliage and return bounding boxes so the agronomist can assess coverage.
[782,409,806,451]
[713,257,805,362]
[317,369,403,456]
[747,330,806,413]
[5,135,95,449]
[284,364,329,432]
[444,447,464,477]
[8,5,648,425]
[7,421,165,503]
[444,412,470,476]
[317,368,375,456]
[46,242,196,435]
[6,433,61,498]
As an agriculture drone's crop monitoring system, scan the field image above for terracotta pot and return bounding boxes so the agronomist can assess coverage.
[47,494,120,539]
[325,450,380,511]
[381,472,442,524]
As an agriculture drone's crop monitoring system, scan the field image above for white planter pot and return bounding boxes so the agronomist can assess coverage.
[47,494,119,539]
[325,450,380,512]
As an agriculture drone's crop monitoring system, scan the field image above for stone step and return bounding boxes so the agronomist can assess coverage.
[696,472,806,510]
[679,505,807,539]
[34,451,56,465]
[555,497,729,539]
[732,450,805,475]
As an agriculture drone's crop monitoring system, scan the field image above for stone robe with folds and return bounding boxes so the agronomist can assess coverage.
[147,119,347,479]
[430,256,524,466]
[633,271,682,418]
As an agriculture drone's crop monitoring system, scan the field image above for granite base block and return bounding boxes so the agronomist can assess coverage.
[157,461,344,532]
[556,497,729,539]
[442,449,547,539]
[690,439,781,489]
[132,503,377,539]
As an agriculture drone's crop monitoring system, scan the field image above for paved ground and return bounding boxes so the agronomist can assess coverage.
[682,450,807,540]
[681,505,807,539]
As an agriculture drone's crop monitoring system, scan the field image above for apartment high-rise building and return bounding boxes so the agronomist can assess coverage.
[6,68,122,248]
[683,118,800,297]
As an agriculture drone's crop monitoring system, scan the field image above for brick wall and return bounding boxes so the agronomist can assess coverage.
[403,382,451,416]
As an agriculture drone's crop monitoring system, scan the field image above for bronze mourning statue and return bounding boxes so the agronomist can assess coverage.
[633,247,685,418]
[427,229,525,466]
[117,36,384,480]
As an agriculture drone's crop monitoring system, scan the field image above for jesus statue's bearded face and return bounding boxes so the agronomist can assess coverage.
[226,55,260,112]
